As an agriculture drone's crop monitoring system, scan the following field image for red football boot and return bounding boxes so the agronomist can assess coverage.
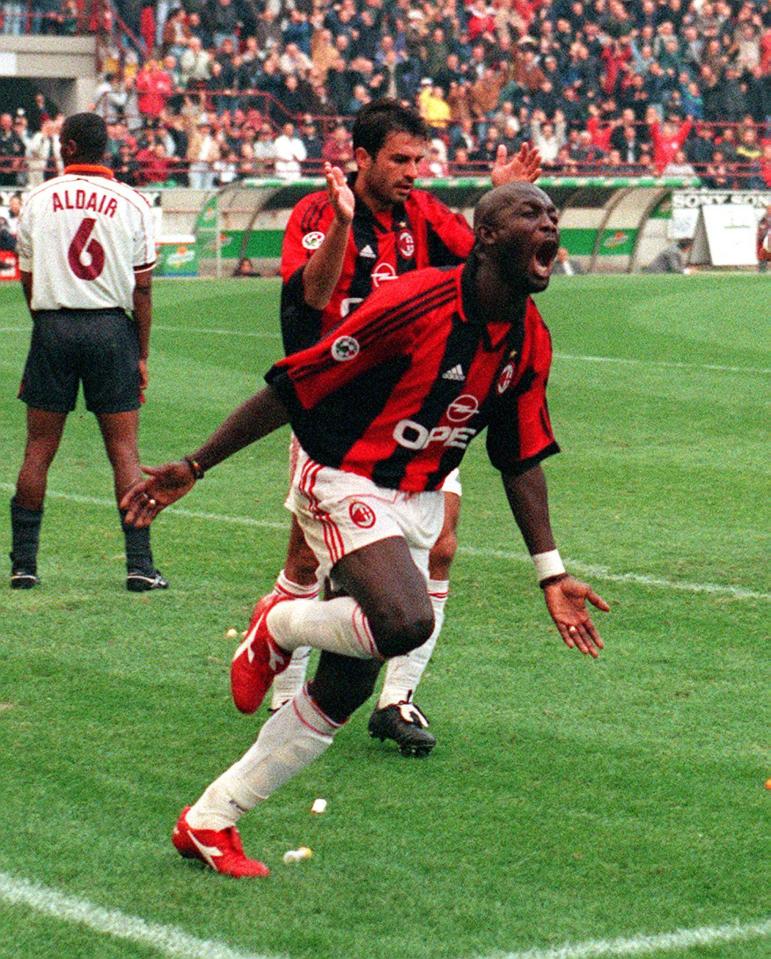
[231,593,292,713]
[172,806,270,878]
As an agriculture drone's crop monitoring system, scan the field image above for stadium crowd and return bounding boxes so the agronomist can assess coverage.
[0,0,769,188]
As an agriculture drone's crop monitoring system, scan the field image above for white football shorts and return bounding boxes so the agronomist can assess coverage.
[286,445,446,582]
[285,434,462,499]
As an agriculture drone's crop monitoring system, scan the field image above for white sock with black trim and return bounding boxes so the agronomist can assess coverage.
[186,684,341,830]
[269,570,319,710]
[267,595,382,660]
[377,578,448,708]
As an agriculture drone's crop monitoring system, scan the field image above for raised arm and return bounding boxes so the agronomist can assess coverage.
[300,163,354,309]
[120,386,290,527]
[502,465,609,657]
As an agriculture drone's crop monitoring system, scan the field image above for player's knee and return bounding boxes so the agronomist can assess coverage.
[370,601,434,658]
[428,528,458,578]
[309,658,380,723]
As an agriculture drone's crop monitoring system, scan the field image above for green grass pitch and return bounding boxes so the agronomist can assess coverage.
[0,273,768,959]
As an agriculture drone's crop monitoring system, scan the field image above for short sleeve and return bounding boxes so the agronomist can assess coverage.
[16,200,31,272]
[133,193,156,271]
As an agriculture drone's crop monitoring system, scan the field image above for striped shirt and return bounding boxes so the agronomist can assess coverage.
[267,261,559,492]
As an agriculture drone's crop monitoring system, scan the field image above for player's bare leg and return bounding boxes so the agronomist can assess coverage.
[231,534,434,713]
[181,538,429,875]
[268,514,319,711]
[97,410,167,591]
[368,491,460,755]
[10,407,67,587]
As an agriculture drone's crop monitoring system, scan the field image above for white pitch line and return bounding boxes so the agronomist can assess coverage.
[154,325,281,338]
[0,870,284,959]
[0,870,767,959]
[554,352,771,376]
[0,483,765,601]
[459,545,769,601]
[480,917,771,959]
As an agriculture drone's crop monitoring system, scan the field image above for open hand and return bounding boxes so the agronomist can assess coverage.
[542,575,610,658]
[491,142,542,186]
[119,461,196,527]
[324,162,355,224]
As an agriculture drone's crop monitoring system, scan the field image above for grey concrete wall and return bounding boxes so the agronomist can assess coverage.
[0,36,96,113]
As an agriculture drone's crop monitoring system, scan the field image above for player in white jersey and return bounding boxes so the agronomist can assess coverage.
[9,112,167,592]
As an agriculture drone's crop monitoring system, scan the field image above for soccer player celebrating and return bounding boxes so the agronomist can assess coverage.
[122,181,610,878]
[270,98,541,755]
[9,113,167,592]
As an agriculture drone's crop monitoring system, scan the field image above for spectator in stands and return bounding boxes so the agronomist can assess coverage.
[703,149,736,190]
[207,0,239,50]
[273,122,306,181]
[662,149,698,180]
[297,116,322,171]
[180,36,211,87]
[25,118,61,187]
[112,141,141,186]
[136,59,174,121]
[93,74,129,124]
[215,148,239,186]
[686,122,715,170]
[419,82,452,133]
[187,116,219,188]
[417,144,449,179]
[321,123,354,170]
[252,124,277,176]
[162,6,191,58]
[647,110,693,173]
[0,192,22,250]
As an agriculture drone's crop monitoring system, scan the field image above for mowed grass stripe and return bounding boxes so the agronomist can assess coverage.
[1,869,768,959]
[0,482,765,601]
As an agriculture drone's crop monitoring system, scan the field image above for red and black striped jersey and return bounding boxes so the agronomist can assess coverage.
[266,260,559,492]
[279,179,474,354]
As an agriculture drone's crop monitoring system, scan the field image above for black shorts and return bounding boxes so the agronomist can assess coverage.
[18,309,141,414]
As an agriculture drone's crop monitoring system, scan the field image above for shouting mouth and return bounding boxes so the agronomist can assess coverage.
[530,238,558,280]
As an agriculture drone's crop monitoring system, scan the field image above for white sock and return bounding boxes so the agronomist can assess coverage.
[269,570,318,710]
[187,684,341,830]
[378,579,448,708]
[267,595,382,660]
[272,568,320,601]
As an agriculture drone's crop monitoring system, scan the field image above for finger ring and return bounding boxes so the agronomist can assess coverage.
[568,626,577,633]
[149,498,157,507]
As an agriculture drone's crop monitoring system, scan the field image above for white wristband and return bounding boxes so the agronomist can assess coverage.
[532,549,565,584]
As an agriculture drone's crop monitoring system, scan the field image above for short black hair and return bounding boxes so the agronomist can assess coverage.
[352,98,428,158]
[60,112,108,163]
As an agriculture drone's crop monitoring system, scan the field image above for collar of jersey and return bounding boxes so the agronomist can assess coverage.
[64,164,115,179]
[459,253,525,350]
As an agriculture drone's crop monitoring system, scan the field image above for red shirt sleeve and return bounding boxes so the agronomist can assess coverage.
[486,300,559,473]
[280,190,332,283]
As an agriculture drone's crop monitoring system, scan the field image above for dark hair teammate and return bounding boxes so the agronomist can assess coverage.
[267,97,541,755]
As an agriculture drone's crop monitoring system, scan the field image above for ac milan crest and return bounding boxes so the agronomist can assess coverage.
[348,501,376,529]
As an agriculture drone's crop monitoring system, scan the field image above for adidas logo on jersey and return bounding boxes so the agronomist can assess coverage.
[442,364,465,381]
[359,244,376,258]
